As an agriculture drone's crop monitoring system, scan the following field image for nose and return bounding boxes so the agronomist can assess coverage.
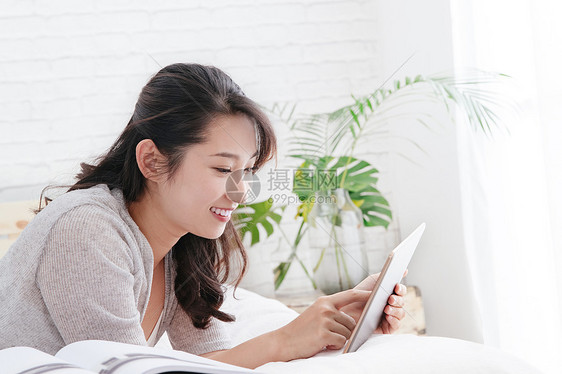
[225,169,251,204]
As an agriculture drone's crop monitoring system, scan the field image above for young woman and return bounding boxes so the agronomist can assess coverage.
[0,63,407,369]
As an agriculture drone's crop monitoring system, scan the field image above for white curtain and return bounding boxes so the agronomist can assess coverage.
[451,1,562,373]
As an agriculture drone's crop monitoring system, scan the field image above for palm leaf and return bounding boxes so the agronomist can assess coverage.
[349,186,392,228]
[233,199,283,245]
[290,156,391,228]
[285,71,511,163]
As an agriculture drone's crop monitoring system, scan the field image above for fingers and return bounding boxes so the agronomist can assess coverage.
[394,283,407,296]
[384,304,406,320]
[312,300,356,350]
[384,314,402,332]
[328,289,371,309]
[381,305,405,334]
[389,294,404,307]
[324,331,348,350]
[381,285,407,335]
[334,310,356,333]
[353,273,380,291]
[326,316,354,340]
[314,296,359,338]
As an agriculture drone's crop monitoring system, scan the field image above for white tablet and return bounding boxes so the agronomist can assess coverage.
[342,222,426,353]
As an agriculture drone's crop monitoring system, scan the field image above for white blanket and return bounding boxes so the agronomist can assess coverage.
[157,287,542,373]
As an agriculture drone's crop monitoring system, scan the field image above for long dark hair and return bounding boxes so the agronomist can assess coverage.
[58,63,276,328]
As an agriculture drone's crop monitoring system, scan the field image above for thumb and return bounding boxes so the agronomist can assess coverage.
[328,289,371,309]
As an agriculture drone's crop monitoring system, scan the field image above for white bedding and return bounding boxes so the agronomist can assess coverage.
[157,287,543,373]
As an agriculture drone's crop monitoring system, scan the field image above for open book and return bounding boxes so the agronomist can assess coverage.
[0,340,258,374]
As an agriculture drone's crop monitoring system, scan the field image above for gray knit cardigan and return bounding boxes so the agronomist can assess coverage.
[0,184,231,355]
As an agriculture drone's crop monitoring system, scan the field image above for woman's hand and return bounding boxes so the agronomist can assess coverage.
[340,270,408,334]
[373,281,407,334]
[275,288,371,360]
[208,279,407,368]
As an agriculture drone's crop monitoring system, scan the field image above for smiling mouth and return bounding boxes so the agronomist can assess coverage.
[210,207,233,217]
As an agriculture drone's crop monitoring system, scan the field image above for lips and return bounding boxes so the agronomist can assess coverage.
[210,206,234,217]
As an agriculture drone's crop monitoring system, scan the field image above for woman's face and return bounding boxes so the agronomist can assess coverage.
[157,114,258,239]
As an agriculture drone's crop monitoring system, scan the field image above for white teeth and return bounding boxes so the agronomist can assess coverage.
[210,207,232,217]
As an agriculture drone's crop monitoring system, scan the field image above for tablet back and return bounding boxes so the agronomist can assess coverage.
[343,222,426,353]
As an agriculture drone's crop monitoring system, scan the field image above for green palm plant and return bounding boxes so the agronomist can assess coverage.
[234,70,510,291]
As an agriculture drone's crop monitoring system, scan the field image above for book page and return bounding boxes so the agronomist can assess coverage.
[55,340,257,374]
[0,346,92,374]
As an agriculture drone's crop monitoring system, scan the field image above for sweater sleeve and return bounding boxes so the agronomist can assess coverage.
[36,205,147,346]
[167,299,232,355]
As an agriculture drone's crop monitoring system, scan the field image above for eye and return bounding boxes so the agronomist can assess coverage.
[214,167,256,175]
[215,168,232,174]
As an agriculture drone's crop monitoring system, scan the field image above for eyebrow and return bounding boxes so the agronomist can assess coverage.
[210,151,258,160]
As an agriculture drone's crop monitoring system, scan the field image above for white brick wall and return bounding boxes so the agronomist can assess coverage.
[0,0,384,201]
[0,0,400,293]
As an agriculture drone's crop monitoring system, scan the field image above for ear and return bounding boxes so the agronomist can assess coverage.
[135,139,166,182]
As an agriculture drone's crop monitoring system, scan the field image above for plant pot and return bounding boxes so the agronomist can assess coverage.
[307,188,369,294]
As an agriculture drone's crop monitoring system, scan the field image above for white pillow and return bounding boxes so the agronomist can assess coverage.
[159,287,542,374]
[257,334,542,374]
[221,286,299,345]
